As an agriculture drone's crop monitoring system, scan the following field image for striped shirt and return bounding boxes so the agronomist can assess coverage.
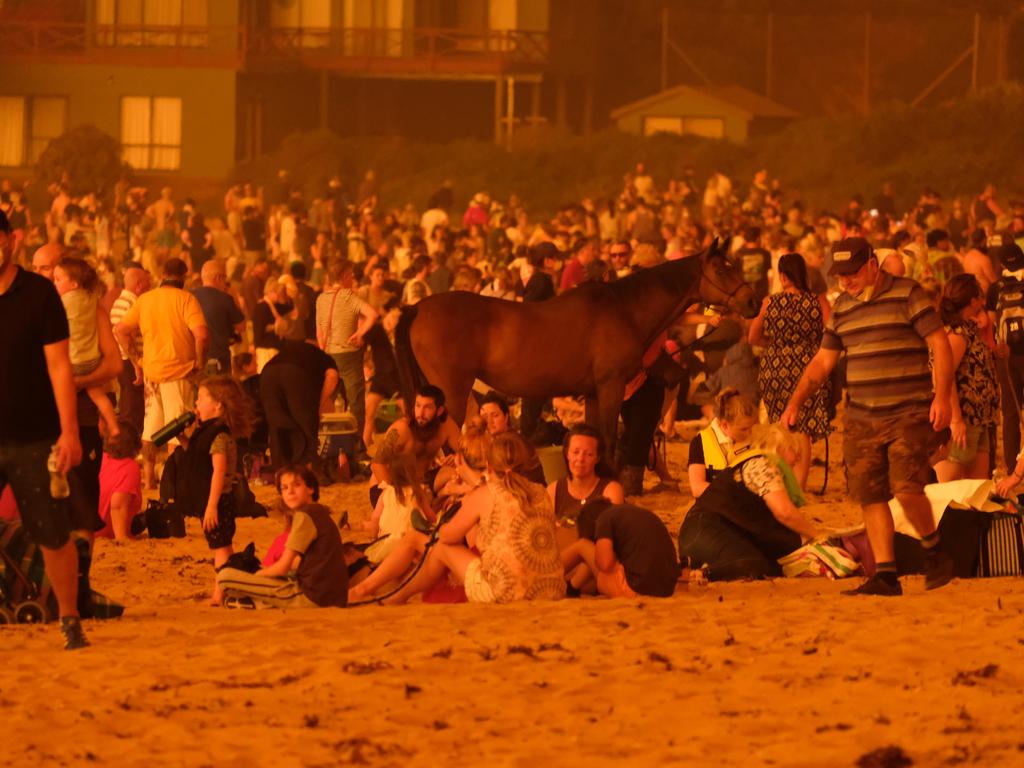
[109,289,142,361]
[821,273,942,416]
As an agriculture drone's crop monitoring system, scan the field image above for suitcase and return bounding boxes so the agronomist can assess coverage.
[977,513,1024,577]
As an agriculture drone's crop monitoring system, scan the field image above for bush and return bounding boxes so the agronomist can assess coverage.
[35,124,128,199]
[232,84,1024,219]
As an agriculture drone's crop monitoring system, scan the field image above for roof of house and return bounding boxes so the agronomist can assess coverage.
[611,84,799,121]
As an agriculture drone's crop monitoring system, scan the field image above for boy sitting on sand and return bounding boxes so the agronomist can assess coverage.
[217,465,348,608]
[561,499,680,598]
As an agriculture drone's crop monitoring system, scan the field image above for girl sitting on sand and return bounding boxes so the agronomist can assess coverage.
[362,451,433,565]
[179,375,253,605]
[385,431,565,605]
[678,423,820,581]
[348,421,491,603]
[687,388,759,498]
[218,465,348,608]
[52,256,120,437]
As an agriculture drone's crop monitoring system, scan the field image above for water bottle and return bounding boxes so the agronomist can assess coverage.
[48,445,70,499]
[151,411,196,447]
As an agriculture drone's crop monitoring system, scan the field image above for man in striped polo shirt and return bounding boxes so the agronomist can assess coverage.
[783,237,955,596]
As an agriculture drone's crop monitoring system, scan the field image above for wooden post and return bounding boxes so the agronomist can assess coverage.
[765,10,774,99]
[494,75,503,144]
[863,10,871,113]
[531,80,541,125]
[506,76,515,148]
[555,74,567,130]
[582,74,593,136]
[971,12,980,91]
[319,70,329,131]
[660,1,669,92]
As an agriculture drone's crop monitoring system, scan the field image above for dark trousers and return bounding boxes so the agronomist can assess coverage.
[620,377,665,467]
[260,364,321,470]
[519,397,546,443]
[678,506,794,581]
[116,359,145,436]
[997,354,1024,471]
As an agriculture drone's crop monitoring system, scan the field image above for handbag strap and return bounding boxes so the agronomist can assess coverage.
[321,288,340,351]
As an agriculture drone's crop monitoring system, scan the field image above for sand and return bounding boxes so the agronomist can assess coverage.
[2,432,1023,767]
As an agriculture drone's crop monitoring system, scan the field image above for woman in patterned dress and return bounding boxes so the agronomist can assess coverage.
[934,274,999,481]
[386,431,565,604]
[748,253,831,489]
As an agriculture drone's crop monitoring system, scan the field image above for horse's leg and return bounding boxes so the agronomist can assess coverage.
[594,378,626,465]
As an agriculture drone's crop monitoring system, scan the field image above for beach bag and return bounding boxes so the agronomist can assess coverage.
[977,513,1024,577]
[778,541,860,579]
[144,499,186,539]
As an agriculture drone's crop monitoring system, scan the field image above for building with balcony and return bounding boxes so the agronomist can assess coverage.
[0,0,551,183]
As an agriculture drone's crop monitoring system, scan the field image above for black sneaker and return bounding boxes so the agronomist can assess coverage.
[841,574,903,597]
[59,616,91,650]
[924,548,954,591]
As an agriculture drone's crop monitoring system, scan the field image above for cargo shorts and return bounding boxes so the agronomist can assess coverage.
[843,412,945,505]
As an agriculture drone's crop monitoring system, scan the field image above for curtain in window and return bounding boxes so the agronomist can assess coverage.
[145,0,181,45]
[121,96,151,169]
[182,0,209,47]
[0,97,26,167]
[117,0,144,46]
[95,0,116,46]
[151,97,181,170]
[30,97,67,163]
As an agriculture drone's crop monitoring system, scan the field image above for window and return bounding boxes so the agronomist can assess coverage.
[121,96,181,170]
[642,115,725,139]
[96,0,209,47]
[0,96,68,167]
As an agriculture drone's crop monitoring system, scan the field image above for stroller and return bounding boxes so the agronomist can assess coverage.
[0,519,53,624]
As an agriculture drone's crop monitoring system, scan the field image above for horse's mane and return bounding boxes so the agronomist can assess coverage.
[606,247,708,305]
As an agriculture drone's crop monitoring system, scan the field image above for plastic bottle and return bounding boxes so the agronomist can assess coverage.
[48,445,70,499]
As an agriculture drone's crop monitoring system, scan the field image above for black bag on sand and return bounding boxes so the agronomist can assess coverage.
[218,542,261,574]
[144,499,186,539]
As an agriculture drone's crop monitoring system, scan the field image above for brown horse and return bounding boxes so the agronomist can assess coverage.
[394,240,758,450]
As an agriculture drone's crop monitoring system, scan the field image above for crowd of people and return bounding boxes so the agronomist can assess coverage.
[1,162,1023,648]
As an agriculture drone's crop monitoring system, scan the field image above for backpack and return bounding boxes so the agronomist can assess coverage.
[995,277,1024,354]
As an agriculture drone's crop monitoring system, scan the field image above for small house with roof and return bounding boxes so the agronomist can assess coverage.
[610,84,799,143]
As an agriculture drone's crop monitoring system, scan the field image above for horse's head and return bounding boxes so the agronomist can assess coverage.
[697,240,758,318]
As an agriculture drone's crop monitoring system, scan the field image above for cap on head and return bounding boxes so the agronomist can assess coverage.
[993,242,1024,272]
[829,237,873,276]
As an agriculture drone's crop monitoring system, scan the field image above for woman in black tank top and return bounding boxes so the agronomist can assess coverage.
[546,426,624,549]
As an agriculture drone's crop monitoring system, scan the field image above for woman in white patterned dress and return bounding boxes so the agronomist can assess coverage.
[386,431,565,604]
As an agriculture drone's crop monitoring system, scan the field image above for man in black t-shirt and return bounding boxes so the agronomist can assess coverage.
[563,500,680,598]
[0,211,89,649]
[260,341,340,472]
[732,226,772,303]
[192,260,245,374]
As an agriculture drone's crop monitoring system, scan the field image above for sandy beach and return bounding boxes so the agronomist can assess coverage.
[3,433,1023,768]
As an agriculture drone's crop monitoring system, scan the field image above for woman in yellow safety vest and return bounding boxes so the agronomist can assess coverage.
[687,388,759,498]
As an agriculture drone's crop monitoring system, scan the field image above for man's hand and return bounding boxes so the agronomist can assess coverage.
[929,395,952,431]
[133,362,144,386]
[995,472,1020,498]
[53,430,82,474]
[347,332,364,348]
[950,418,967,449]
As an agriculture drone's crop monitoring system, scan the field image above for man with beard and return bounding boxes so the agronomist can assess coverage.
[370,385,460,505]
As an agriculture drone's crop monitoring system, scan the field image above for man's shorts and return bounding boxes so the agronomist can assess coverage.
[947,423,993,465]
[143,378,196,444]
[0,439,74,550]
[596,562,639,599]
[843,412,944,505]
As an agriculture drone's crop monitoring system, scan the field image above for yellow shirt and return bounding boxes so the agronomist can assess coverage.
[120,285,206,383]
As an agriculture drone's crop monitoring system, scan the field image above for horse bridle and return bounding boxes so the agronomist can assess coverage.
[698,261,748,314]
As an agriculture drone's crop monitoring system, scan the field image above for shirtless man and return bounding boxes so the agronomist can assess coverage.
[962,230,999,294]
[371,385,460,500]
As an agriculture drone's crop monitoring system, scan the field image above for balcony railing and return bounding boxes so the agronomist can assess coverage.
[0,21,548,75]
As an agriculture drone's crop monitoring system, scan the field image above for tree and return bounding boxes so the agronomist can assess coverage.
[35,124,128,199]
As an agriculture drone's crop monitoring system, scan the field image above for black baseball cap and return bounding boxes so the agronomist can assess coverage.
[829,237,874,276]
[992,242,1024,272]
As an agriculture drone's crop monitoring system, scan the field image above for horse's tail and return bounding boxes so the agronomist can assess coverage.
[393,304,428,415]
